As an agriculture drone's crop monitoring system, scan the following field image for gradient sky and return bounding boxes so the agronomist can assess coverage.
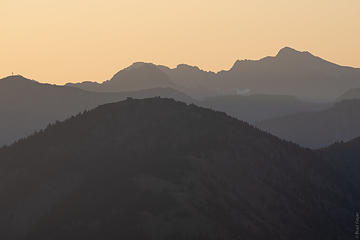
[1,0,359,84]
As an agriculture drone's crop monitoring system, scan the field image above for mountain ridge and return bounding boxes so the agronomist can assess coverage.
[0,97,358,239]
[0,75,195,146]
[65,47,360,99]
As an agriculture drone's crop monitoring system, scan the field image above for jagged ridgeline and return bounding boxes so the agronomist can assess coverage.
[0,98,358,240]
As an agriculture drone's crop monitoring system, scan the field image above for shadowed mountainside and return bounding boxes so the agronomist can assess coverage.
[68,47,360,99]
[0,98,358,240]
[201,94,331,122]
[319,137,360,190]
[257,100,360,148]
[0,75,194,146]
[338,88,360,101]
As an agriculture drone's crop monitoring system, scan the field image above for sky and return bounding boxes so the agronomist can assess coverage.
[1,0,359,84]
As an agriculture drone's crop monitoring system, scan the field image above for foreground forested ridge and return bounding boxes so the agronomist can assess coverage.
[0,98,358,240]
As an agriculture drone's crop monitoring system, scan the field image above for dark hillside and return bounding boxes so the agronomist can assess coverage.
[0,98,357,240]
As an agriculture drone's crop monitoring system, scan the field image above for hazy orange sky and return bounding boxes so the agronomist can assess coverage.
[1,0,359,84]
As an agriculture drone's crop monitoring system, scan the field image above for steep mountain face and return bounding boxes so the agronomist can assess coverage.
[201,94,331,122]
[67,47,360,100]
[0,75,194,146]
[0,98,357,240]
[257,100,360,148]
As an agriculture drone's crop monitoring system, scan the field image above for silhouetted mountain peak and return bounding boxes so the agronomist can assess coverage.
[276,47,313,59]
[176,64,201,71]
[230,47,314,70]
[125,62,153,70]
[277,46,300,55]
[112,62,167,78]
[102,62,174,90]
[0,75,41,87]
[229,59,254,71]
[1,75,31,82]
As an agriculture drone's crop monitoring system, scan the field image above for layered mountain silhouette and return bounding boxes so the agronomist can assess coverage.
[0,75,194,146]
[201,94,330,122]
[0,98,358,240]
[68,63,218,98]
[68,47,360,99]
[257,99,360,148]
[1,74,335,146]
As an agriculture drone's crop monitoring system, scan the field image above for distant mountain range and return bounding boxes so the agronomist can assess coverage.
[66,62,217,98]
[0,98,358,240]
[67,47,360,100]
[1,74,336,146]
[0,75,194,146]
[2,46,360,148]
[257,99,360,148]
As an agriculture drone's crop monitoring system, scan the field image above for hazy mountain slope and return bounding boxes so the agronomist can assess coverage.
[0,75,194,146]
[0,98,357,240]
[0,74,333,147]
[257,100,360,148]
[218,47,360,99]
[201,94,331,122]
[158,64,219,97]
[338,88,360,101]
